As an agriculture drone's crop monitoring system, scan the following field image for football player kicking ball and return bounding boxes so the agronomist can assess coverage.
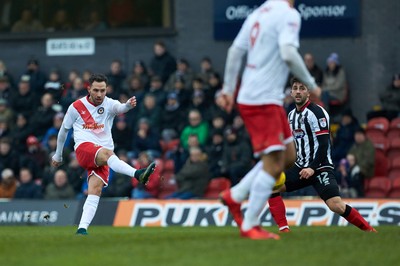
[268,78,376,233]
[52,73,156,235]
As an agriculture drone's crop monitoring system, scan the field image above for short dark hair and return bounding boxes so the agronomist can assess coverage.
[290,77,308,89]
[89,73,108,86]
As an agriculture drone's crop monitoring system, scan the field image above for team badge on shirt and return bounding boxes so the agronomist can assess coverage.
[319,118,327,128]
[97,107,104,114]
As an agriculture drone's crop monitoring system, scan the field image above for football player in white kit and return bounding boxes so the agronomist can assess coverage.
[218,0,321,239]
[52,73,156,235]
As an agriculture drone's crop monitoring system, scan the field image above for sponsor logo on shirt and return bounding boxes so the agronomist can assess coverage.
[82,123,105,130]
[293,129,305,139]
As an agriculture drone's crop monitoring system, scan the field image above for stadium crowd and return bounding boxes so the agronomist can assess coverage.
[0,40,399,200]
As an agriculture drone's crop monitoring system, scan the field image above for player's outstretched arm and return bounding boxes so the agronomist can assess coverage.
[51,126,69,167]
[113,96,137,114]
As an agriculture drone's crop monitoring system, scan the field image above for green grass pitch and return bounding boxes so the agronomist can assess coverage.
[1,226,399,266]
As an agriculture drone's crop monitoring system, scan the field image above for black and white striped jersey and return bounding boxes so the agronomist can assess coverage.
[288,101,334,170]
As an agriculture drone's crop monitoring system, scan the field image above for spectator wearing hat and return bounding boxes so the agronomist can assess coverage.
[29,93,56,138]
[220,126,253,186]
[9,74,37,119]
[13,167,42,199]
[24,58,47,98]
[160,92,186,135]
[166,58,194,91]
[189,89,211,122]
[169,76,191,110]
[131,117,162,159]
[0,168,18,198]
[0,98,14,129]
[149,40,176,84]
[321,53,348,111]
[44,169,75,199]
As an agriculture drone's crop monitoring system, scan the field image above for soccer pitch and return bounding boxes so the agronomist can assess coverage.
[1,226,398,266]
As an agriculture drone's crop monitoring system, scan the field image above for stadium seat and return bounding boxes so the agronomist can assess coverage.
[388,177,400,198]
[203,177,231,199]
[158,173,178,199]
[366,117,390,140]
[364,177,391,198]
[387,137,400,162]
[387,118,400,139]
[388,169,400,180]
[374,149,389,177]
[369,135,389,152]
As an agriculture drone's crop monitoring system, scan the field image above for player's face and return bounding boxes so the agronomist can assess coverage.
[88,81,107,105]
[291,82,310,106]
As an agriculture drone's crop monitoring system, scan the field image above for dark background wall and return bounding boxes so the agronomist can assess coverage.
[0,0,399,122]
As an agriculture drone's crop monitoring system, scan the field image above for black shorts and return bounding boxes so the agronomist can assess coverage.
[284,165,340,201]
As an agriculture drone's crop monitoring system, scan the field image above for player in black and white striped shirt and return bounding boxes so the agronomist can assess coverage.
[268,77,376,233]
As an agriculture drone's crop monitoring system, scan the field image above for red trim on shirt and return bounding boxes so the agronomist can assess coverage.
[86,95,97,107]
[316,130,329,135]
[298,100,311,112]
[73,100,95,125]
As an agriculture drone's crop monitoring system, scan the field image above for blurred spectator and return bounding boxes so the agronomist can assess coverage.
[106,59,126,94]
[0,118,10,138]
[149,40,176,84]
[11,8,44,33]
[205,129,225,179]
[332,109,360,166]
[41,112,72,151]
[136,93,162,129]
[131,151,160,199]
[147,75,167,107]
[125,60,150,91]
[197,57,217,83]
[165,147,209,199]
[166,58,194,91]
[206,72,222,103]
[169,76,191,110]
[337,155,364,198]
[210,115,226,133]
[0,77,12,101]
[29,93,56,138]
[65,152,85,194]
[131,118,161,159]
[172,133,203,174]
[24,59,47,97]
[189,90,211,122]
[347,128,375,180]
[14,167,42,199]
[20,135,49,180]
[107,0,134,28]
[0,168,17,198]
[0,0,20,32]
[9,75,37,119]
[61,77,87,111]
[63,69,79,92]
[125,76,145,107]
[44,68,63,100]
[9,113,32,153]
[180,109,209,150]
[0,60,16,89]
[44,169,75,199]
[48,9,73,31]
[220,127,253,186]
[0,98,14,129]
[82,70,92,87]
[321,53,347,111]
[111,114,133,154]
[0,137,19,174]
[78,0,105,29]
[160,92,186,134]
[84,9,107,31]
[304,53,323,86]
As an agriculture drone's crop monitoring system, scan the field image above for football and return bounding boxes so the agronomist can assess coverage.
[273,172,286,191]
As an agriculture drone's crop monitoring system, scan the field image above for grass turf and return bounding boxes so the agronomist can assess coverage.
[1,226,399,266]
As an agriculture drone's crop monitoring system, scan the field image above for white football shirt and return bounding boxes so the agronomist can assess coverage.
[233,0,301,105]
[63,96,126,150]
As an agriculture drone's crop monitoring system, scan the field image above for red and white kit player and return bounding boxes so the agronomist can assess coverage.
[52,73,155,235]
[218,0,321,239]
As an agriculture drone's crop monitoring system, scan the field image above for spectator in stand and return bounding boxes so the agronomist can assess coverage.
[125,76,145,108]
[160,92,186,135]
[166,58,194,91]
[197,57,217,84]
[102,150,133,198]
[82,70,92,88]
[61,77,88,111]
[11,8,44,33]
[0,76,14,101]
[136,93,162,129]
[165,147,209,199]
[0,118,10,139]
[131,118,161,159]
[147,75,167,107]
[332,109,360,166]
[44,68,63,101]
[206,72,222,104]
[0,168,17,198]
[63,69,80,92]
[0,0,20,32]
[84,10,107,31]
[48,9,73,31]
[20,135,49,180]
[304,53,323,86]
[220,126,253,186]
[24,59,47,98]
[65,152,85,195]
[9,113,32,153]
[14,167,42,199]
[321,53,347,111]
[172,133,203,174]
[9,75,37,119]
[205,129,225,179]
[347,128,375,180]
[125,60,150,91]
[106,59,127,95]
[337,155,364,198]
[189,90,211,122]
[29,93,56,138]
[0,60,16,88]
[131,151,161,199]
[0,98,14,129]
[149,40,176,84]
[111,114,133,154]
[169,76,191,110]
[44,169,75,199]
[180,109,209,150]
[0,137,20,174]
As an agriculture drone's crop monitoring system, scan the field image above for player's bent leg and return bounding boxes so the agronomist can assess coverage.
[77,175,104,235]
[284,141,296,170]
[325,196,377,232]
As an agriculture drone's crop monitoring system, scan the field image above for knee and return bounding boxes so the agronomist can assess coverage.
[326,198,346,214]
